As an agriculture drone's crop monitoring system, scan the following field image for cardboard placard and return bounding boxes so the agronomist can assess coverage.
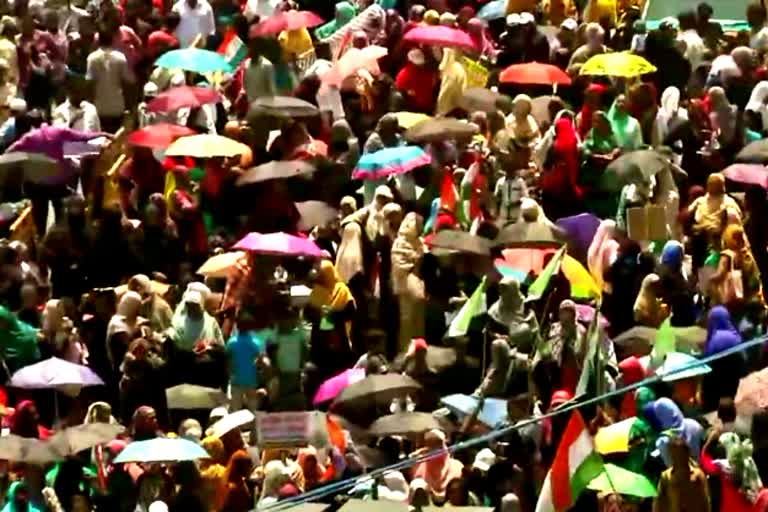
[257,412,312,448]
[627,205,667,241]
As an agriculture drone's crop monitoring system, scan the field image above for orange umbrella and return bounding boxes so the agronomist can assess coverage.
[499,62,572,86]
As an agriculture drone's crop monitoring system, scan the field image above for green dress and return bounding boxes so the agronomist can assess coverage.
[0,306,40,372]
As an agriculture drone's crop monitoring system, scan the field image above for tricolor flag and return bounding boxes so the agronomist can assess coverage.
[217,29,248,68]
[526,246,565,301]
[535,410,605,512]
[447,276,487,338]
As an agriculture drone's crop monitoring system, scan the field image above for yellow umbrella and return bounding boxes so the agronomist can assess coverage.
[165,134,250,158]
[580,52,657,78]
[594,417,637,454]
[394,112,432,130]
[562,254,601,300]
[197,251,246,278]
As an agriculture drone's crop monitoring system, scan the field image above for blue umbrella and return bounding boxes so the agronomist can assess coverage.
[440,394,508,428]
[657,352,712,382]
[113,438,209,463]
[352,146,431,180]
[478,0,508,21]
[155,48,233,74]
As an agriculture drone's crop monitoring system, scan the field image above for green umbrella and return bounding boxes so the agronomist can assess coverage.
[155,48,233,74]
[588,463,657,498]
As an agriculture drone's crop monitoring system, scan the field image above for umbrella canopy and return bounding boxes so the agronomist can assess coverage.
[249,96,320,118]
[296,201,338,231]
[440,394,509,428]
[250,10,324,36]
[556,213,601,257]
[10,357,104,396]
[429,230,492,256]
[656,352,712,382]
[499,62,572,85]
[236,160,316,186]
[0,152,59,185]
[165,384,228,409]
[114,437,209,463]
[478,0,507,20]
[196,252,246,278]
[494,222,566,248]
[0,435,62,464]
[209,409,256,438]
[500,247,558,276]
[368,412,441,437]
[722,163,768,188]
[165,134,250,158]
[352,146,431,180]
[233,231,324,258]
[126,123,196,149]
[155,48,232,73]
[333,374,422,409]
[601,150,669,191]
[313,368,366,405]
[146,86,222,113]
[403,25,477,51]
[595,417,637,454]
[48,423,123,456]
[322,46,388,87]
[588,464,657,498]
[613,326,707,357]
[494,259,530,282]
[460,88,506,113]
[736,140,768,164]
[405,118,478,144]
[394,112,432,129]
[580,52,657,77]
[735,367,768,417]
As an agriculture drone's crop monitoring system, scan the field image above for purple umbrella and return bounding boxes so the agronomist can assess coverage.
[10,357,104,397]
[233,231,325,258]
[556,213,601,258]
[313,368,365,406]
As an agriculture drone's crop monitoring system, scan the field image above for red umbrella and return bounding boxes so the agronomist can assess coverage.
[499,62,572,86]
[127,123,196,149]
[402,25,477,51]
[146,86,222,113]
[722,163,768,189]
[250,10,324,37]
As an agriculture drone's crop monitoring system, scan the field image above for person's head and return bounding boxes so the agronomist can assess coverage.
[179,418,202,441]
[9,98,27,119]
[722,223,747,251]
[423,9,439,25]
[697,2,714,22]
[512,94,532,118]
[678,10,697,30]
[98,29,114,47]
[585,22,604,49]
[748,3,767,28]
[706,172,726,196]
[377,113,400,140]
[446,478,469,506]
[593,110,611,134]
[373,184,394,209]
[185,0,198,9]
[614,94,628,113]
[398,211,423,239]
[117,290,142,319]
[41,8,57,32]
[334,1,355,24]
[164,11,180,31]
[132,406,158,438]
[558,299,577,327]
[409,4,425,22]
[351,29,368,48]
[668,435,691,469]
[225,450,253,482]
[182,290,204,320]
[0,15,17,39]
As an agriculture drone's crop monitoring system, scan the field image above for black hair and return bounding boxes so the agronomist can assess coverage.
[678,10,697,30]
[165,11,181,30]
[98,29,114,46]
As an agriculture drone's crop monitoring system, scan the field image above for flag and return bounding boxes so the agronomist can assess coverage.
[447,276,487,338]
[651,317,675,366]
[562,255,601,300]
[527,246,565,301]
[535,410,604,512]
[575,304,603,398]
[217,29,248,68]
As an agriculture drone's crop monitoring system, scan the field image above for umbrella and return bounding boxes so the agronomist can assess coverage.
[322,46,388,87]
[556,213,601,257]
[165,134,250,158]
[250,10,324,36]
[249,96,320,118]
[494,222,566,248]
[499,247,558,275]
[126,123,196,149]
[114,437,209,463]
[333,374,422,409]
[440,394,508,428]
[499,62,572,86]
[405,118,478,144]
[656,352,712,382]
[580,52,657,77]
[196,251,246,278]
[313,368,366,405]
[735,367,768,417]
[233,231,324,258]
[209,409,256,439]
[478,0,508,20]
[368,412,441,437]
[296,201,338,231]
[403,25,477,51]
[394,112,432,129]
[352,146,431,180]
[494,259,529,282]
[10,357,104,396]
[236,160,316,186]
[165,383,228,409]
[736,140,768,164]
[612,326,707,357]
[588,464,657,498]
[0,435,62,464]
[155,48,232,73]
[429,230,492,256]
[48,423,123,456]
[595,417,637,454]
[146,86,222,113]
[601,150,669,191]
[460,88,506,113]
[0,152,59,184]
[722,163,768,188]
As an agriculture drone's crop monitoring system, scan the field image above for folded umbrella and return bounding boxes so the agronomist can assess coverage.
[209,409,256,439]
[440,394,509,428]
[722,163,768,188]
[405,118,478,144]
[146,86,222,113]
[48,423,123,456]
[601,150,669,191]
[10,357,104,397]
[353,146,431,180]
[460,88,506,113]
[499,62,572,86]
[736,140,768,164]
[322,46,388,87]
[735,367,768,417]
[403,25,477,51]
[126,123,196,149]
[236,160,316,186]
[429,230,492,256]
[250,10,324,36]
[0,435,63,464]
[588,464,657,498]
[155,48,232,73]
[249,96,320,118]
[313,368,366,405]
[165,134,250,158]
[368,412,441,437]
[296,201,338,231]
[233,231,325,258]
[166,383,228,409]
[114,437,209,463]
[0,152,59,185]
[580,52,657,77]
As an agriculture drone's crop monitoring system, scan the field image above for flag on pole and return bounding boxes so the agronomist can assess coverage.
[447,276,487,338]
[575,302,604,398]
[440,169,468,227]
[217,29,248,68]
[527,246,565,301]
[650,316,675,366]
[535,410,604,512]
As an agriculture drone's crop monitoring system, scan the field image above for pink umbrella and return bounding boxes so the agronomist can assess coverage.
[313,368,365,405]
[322,46,388,87]
[147,86,222,113]
[735,367,768,417]
[722,163,768,189]
[232,231,325,258]
[403,25,477,51]
[250,10,324,37]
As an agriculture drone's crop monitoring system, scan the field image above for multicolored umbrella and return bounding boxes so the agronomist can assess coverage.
[313,368,366,405]
[9,357,104,396]
[478,0,508,20]
[595,417,637,454]
[114,438,209,463]
[352,146,431,180]
[736,140,768,164]
[196,251,246,278]
[500,247,558,275]
[735,367,768,417]
[494,259,529,282]
[588,464,657,498]
[580,52,657,77]
[499,62,572,86]
[233,231,325,258]
[556,213,601,258]
[403,25,477,51]
[146,86,222,113]
[166,134,250,158]
[155,48,233,73]
[322,46,388,87]
[250,10,324,36]
[126,123,196,149]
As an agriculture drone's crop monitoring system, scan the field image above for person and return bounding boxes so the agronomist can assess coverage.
[172,0,215,47]
[712,223,766,313]
[687,173,741,268]
[653,436,711,512]
[225,308,272,412]
[677,10,706,71]
[221,450,252,511]
[576,83,608,138]
[580,111,619,199]
[567,23,607,75]
[167,289,224,354]
[395,48,437,113]
[607,94,643,151]
[658,241,695,326]
[412,429,463,501]
[745,81,768,135]
[315,2,356,40]
[147,12,181,58]
[708,86,739,150]
[436,48,467,117]
[391,212,425,353]
[506,94,540,148]
[106,291,144,374]
[701,431,764,512]
[0,305,41,373]
[86,30,134,133]
[541,113,581,218]
[51,74,100,132]
[486,277,538,352]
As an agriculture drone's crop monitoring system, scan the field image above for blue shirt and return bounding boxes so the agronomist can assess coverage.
[226,328,273,388]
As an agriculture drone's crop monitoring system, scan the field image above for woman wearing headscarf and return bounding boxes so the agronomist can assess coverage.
[709,86,739,150]
[200,437,228,512]
[436,48,467,117]
[258,459,294,508]
[607,94,643,151]
[588,219,620,294]
[221,450,252,512]
[746,81,768,135]
[487,278,539,352]
[278,27,313,63]
[538,300,586,395]
[106,291,144,374]
[297,447,326,491]
[633,273,668,327]
[646,397,704,467]
[328,119,360,175]
[39,299,87,364]
[580,111,619,211]
[391,212,426,354]
[0,305,40,373]
[127,274,173,333]
[467,18,495,59]
[119,337,167,424]
[701,432,765,512]
[395,48,438,113]
[664,98,712,182]
[11,400,50,439]
[506,94,540,148]
[315,2,356,40]
[167,289,225,354]
[688,173,742,269]
[541,114,582,219]
[652,86,687,147]
[577,83,608,138]
[658,241,695,326]
[2,482,43,512]
[474,339,518,399]
[712,224,766,313]
[628,81,658,143]
[412,429,464,500]
[622,385,657,473]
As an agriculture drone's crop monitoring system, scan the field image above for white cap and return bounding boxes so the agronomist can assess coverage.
[519,12,535,24]
[506,13,521,26]
[183,290,203,305]
[9,98,27,113]
[561,18,578,30]
[472,447,497,472]
[143,82,159,97]
[148,502,168,512]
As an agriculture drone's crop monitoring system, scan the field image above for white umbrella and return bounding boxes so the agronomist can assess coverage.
[166,384,228,410]
[9,357,104,397]
[47,423,123,457]
[209,409,255,439]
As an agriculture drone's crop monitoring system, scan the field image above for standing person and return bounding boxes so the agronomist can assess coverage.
[172,0,215,47]
[654,436,712,512]
[86,30,134,133]
[225,309,272,412]
[51,73,100,132]
[391,212,426,354]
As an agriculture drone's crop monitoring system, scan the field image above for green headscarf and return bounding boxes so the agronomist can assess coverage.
[2,482,43,512]
[582,112,618,156]
[623,386,658,474]
[607,98,643,151]
[0,306,40,372]
[720,432,763,502]
[315,1,357,40]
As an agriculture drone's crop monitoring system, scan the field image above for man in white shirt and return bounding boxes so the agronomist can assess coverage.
[52,74,101,132]
[243,43,277,102]
[172,0,215,48]
[86,30,134,132]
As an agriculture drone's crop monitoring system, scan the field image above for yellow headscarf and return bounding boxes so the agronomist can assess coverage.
[309,260,355,311]
[278,28,314,60]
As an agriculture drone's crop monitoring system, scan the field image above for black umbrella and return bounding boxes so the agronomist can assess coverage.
[736,139,768,164]
[494,222,567,248]
[333,374,421,409]
[405,118,478,144]
[0,152,59,185]
[600,150,670,191]
[460,88,507,113]
[368,412,441,437]
[248,96,320,119]
[429,229,492,256]
[613,325,707,358]
[236,160,316,186]
[296,200,338,230]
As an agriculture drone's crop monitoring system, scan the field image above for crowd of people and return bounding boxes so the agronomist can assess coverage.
[4,0,768,510]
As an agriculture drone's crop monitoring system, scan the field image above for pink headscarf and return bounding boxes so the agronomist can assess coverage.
[587,219,619,293]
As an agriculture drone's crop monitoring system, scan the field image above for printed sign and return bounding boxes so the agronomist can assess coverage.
[257,412,312,447]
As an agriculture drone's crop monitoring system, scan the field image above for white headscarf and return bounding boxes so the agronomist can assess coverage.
[653,87,686,146]
[746,81,768,132]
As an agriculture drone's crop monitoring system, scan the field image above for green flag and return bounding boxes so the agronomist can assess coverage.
[447,277,487,338]
[526,246,565,301]
[651,317,675,366]
[576,304,603,398]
